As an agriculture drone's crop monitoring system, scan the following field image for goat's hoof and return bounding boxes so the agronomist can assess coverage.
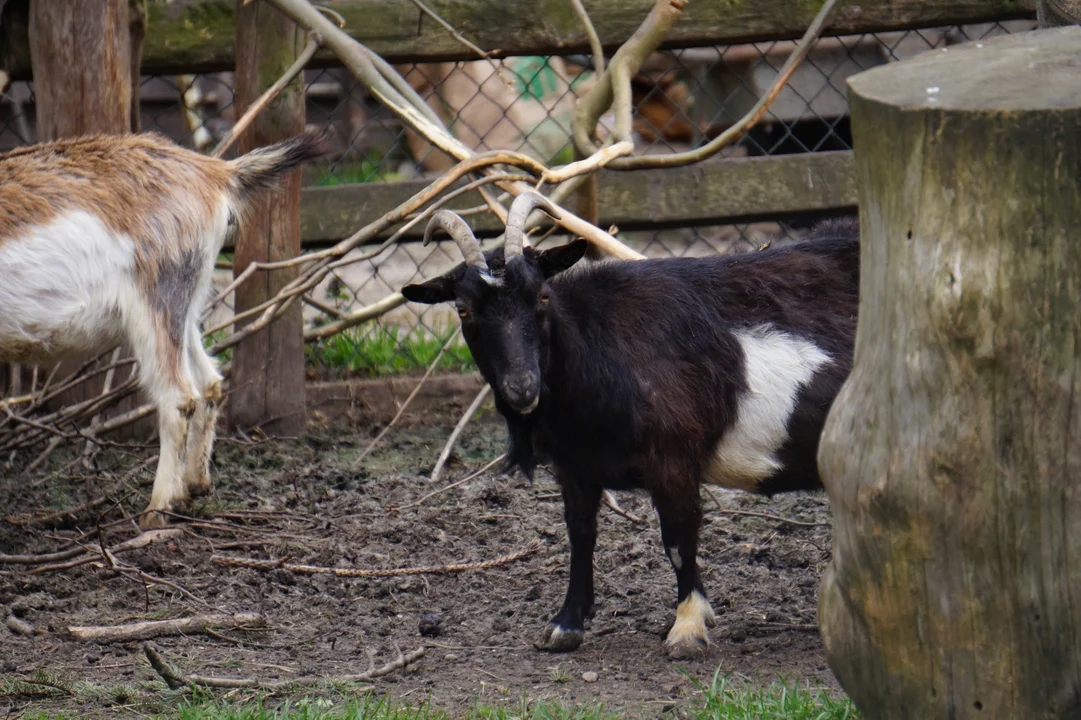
[186,479,212,498]
[139,510,169,530]
[533,623,584,652]
[665,635,709,661]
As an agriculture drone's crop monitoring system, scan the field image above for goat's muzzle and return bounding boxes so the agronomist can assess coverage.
[501,373,540,415]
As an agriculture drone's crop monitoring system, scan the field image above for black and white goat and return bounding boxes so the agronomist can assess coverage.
[0,130,329,528]
[402,192,859,659]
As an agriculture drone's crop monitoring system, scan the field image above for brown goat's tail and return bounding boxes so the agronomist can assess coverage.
[227,129,334,199]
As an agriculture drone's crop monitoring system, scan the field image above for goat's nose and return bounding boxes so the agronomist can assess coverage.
[501,374,539,411]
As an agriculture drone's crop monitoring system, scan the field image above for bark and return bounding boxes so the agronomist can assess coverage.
[818,25,1081,719]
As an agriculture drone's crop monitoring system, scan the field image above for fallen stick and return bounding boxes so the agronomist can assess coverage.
[0,546,86,565]
[6,614,35,636]
[398,454,506,510]
[702,486,828,528]
[429,385,491,484]
[144,641,424,690]
[212,538,540,578]
[30,528,183,574]
[602,490,646,525]
[68,613,265,643]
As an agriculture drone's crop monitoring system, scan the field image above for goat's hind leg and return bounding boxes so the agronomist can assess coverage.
[655,484,716,660]
[534,479,601,653]
[133,317,201,530]
[182,323,223,499]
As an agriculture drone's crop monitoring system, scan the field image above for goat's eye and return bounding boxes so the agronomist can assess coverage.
[457,308,471,319]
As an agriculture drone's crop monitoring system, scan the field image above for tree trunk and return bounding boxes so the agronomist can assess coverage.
[1037,0,1081,25]
[817,25,1081,719]
[229,1,307,436]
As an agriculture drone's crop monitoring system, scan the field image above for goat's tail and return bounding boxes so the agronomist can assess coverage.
[226,129,333,200]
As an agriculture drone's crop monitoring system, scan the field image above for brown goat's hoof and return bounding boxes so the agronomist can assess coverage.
[533,623,584,652]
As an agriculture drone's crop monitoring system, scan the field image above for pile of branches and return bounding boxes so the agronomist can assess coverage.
[0,0,839,465]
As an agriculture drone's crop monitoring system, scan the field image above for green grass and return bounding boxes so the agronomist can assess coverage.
[18,676,858,720]
[311,152,406,187]
[690,672,859,720]
[305,322,474,378]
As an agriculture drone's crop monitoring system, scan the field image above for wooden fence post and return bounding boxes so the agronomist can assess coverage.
[26,0,136,414]
[230,1,307,435]
[817,26,1081,719]
[28,0,131,139]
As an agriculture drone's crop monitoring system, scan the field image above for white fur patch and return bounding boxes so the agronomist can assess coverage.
[665,590,716,648]
[0,210,139,361]
[704,325,830,491]
[666,545,682,570]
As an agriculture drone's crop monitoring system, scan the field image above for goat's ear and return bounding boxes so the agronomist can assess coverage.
[401,276,456,304]
[538,238,588,278]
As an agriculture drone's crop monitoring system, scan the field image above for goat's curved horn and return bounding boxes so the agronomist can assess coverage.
[423,210,487,269]
[505,191,561,260]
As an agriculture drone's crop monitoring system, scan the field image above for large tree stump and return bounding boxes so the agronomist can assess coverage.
[818,26,1081,719]
[229,1,307,435]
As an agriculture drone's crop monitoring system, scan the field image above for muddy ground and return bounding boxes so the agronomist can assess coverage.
[0,404,839,718]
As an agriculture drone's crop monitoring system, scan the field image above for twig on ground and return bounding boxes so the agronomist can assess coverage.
[703,487,828,528]
[30,528,184,573]
[211,538,540,577]
[68,613,265,643]
[352,327,462,467]
[602,490,646,524]
[429,385,491,484]
[5,614,36,636]
[399,454,506,510]
[0,546,86,565]
[144,641,424,690]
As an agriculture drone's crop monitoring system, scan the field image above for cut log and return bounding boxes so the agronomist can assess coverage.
[817,25,1081,719]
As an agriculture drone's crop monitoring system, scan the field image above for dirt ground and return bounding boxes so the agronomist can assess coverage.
[0,405,840,718]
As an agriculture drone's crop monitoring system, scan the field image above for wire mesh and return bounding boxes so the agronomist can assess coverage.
[0,20,1036,389]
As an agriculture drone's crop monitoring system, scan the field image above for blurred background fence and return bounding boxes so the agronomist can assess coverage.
[0,1,1037,398]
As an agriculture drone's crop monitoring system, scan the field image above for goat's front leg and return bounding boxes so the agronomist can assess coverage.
[655,486,716,660]
[534,480,601,652]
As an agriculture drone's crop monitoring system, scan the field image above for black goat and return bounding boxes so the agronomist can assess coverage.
[402,193,859,659]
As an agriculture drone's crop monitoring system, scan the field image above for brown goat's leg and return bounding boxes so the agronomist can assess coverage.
[656,489,715,660]
[534,480,601,653]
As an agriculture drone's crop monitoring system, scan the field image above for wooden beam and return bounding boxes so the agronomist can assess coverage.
[229,1,308,435]
[3,0,1037,78]
[287,151,857,248]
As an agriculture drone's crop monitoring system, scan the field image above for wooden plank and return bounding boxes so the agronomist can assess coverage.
[290,151,858,248]
[228,1,308,435]
[3,0,1037,78]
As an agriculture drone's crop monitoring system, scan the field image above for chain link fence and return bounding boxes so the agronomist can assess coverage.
[0,21,1036,384]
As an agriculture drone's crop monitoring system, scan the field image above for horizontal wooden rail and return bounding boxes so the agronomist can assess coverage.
[278,151,857,249]
[2,0,1036,78]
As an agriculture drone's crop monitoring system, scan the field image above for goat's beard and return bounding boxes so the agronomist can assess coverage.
[495,394,539,481]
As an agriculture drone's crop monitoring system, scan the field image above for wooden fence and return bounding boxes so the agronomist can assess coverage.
[0,0,1040,434]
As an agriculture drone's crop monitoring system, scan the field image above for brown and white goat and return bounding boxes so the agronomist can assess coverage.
[0,131,329,528]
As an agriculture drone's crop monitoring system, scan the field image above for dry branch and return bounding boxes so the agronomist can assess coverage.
[352,327,462,467]
[212,538,540,577]
[68,613,265,643]
[144,641,424,690]
[602,490,646,524]
[399,453,506,510]
[429,385,491,484]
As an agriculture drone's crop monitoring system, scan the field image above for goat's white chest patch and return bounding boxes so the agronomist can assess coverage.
[704,325,830,491]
